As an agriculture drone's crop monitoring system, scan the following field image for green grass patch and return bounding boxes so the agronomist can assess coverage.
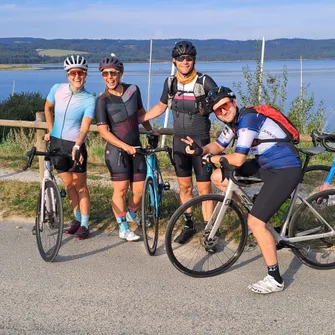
[37,49,89,57]
[0,180,180,233]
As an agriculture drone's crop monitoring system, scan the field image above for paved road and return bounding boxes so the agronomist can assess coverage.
[1,218,335,335]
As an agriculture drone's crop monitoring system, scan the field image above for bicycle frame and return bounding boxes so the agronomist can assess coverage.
[39,158,57,224]
[145,152,162,217]
[205,176,335,245]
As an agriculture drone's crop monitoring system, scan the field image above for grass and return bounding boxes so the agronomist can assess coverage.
[0,64,36,71]
[36,49,89,57]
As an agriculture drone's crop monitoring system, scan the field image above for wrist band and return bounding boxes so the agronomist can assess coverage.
[73,145,80,150]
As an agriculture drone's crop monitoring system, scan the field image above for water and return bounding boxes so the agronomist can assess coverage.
[1,60,335,129]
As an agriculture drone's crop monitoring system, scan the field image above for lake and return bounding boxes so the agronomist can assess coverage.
[1,60,335,129]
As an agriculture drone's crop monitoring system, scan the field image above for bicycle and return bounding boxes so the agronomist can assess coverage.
[136,134,174,255]
[24,145,79,262]
[165,146,335,277]
[301,129,335,194]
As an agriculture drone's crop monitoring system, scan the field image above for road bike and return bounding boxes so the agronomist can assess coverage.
[165,146,335,277]
[136,134,174,255]
[24,145,78,262]
[301,130,335,194]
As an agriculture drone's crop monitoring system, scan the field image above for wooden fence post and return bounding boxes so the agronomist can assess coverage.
[35,112,46,182]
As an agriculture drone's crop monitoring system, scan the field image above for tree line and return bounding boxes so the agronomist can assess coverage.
[1,37,335,64]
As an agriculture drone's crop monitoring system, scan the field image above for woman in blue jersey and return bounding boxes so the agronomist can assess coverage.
[42,55,95,239]
[95,54,154,242]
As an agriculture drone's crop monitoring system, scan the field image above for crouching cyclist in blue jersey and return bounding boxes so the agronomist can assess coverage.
[95,54,155,242]
[36,55,95,239]
[182,86,303,294]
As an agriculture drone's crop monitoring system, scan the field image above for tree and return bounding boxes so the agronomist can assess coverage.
[233,47,326,133]
[0,92,45,141]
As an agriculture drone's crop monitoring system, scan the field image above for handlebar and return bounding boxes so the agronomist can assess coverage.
[23,146,80,171]
[311,129,335,152]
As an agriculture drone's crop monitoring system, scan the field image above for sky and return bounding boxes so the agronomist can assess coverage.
[1,0,335,41]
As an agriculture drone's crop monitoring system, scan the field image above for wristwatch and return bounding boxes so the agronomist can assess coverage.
[73,145,80,150]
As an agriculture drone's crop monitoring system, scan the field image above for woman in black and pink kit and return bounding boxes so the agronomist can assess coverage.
[95,54,154,242]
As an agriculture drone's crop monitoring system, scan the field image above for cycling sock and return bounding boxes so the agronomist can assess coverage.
[268,264,283,284]
[81,214,89,229]
[116,214,128,233]
[183,212,194,229]
[74,209,81,222]
[128,206,140,219]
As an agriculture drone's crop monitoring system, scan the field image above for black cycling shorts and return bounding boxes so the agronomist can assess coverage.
[49,136,87,174]
[237,159,303,223]
[105,143,146,182]
[173,136,212,182]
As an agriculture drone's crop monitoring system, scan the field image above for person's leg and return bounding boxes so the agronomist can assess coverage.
[127,180,145,224]
[71,172,90,239]
[59,171,83,235]
[247,167,302,294]
[196,181,213,222]
[112,179,140,242]
[126,154,146,225]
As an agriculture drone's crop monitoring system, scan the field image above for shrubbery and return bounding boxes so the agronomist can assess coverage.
[0,92,45,141]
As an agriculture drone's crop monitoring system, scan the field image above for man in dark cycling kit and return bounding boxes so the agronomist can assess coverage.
[138,41,217,244]
[182,86,303,294]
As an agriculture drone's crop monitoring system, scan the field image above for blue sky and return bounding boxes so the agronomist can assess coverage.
[1,0,335,40]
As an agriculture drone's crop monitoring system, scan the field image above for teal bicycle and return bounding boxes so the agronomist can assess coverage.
[137,135,174,255]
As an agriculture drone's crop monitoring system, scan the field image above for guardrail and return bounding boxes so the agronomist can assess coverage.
[0,112,313,180]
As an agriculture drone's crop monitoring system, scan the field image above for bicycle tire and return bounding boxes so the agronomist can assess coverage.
[300,165,331,196]
[165,194,248,278]
[142,176,159,255]
[288,189,335,269]
[35,180,64,262]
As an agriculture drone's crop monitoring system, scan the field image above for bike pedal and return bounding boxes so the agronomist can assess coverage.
[163,182,170,191]
[60,189,67,198]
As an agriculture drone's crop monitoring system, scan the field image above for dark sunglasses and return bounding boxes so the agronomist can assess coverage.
[175,55,194,62]
[68,70,86,77]
[101,70,120,77]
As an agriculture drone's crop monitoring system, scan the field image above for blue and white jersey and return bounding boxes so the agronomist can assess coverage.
[47,84,95,142]
[216,112,301,169]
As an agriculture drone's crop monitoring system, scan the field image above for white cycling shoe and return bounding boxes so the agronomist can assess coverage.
[248,275,284,294]
[119,228,140,242]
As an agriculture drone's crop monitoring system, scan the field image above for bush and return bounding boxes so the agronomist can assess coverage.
[0,92,45,141]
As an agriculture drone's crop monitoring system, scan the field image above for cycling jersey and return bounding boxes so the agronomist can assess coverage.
[47,84,95,142]
[160,74,217,138]
[216,112,301,169]
[95,84,146,182]
[95,84,143,146]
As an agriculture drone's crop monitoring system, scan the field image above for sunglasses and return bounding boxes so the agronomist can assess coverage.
[67,70,86,77]
[102,70,120,77]
[175,55,194,62]
[214,101,233,115]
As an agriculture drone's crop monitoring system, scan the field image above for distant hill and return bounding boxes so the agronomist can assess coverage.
[1,37,335,64]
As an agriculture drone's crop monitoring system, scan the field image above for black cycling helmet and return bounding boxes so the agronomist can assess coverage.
[172,40,197,58]
[99,54,124,73]
[206,86,236,110]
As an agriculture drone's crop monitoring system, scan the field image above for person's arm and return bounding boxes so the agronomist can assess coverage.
[210,152,247,167]
[138,101,167,123]
[97,125,136,155]
[44,100,54,141]
[137,107,153,131]
[182,136,225,156]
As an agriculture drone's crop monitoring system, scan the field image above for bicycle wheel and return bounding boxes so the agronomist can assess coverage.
[142,176,159,255]
[165,194,248,277]
[35,180,64,262]
[288,189,335,269]
[300,165,331,196]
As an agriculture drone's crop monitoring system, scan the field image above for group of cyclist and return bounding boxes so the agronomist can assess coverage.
[40,40,303,294]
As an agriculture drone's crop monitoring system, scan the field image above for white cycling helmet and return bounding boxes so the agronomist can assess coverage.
[64,55,88,71]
